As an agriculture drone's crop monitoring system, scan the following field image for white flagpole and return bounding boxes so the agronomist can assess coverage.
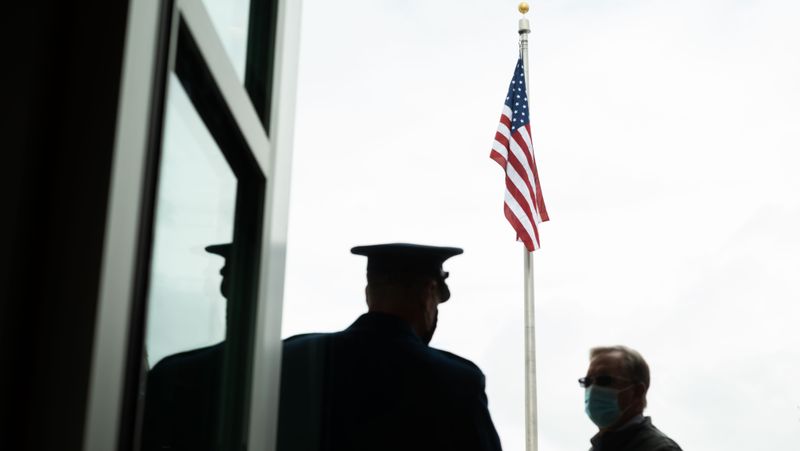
[518,3,538,451]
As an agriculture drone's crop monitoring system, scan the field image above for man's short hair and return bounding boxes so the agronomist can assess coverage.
[590,345,650,391]
[366,271,428,284]
[365,272,430,301]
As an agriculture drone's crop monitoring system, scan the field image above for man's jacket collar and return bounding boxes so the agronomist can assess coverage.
[346,312,424,344]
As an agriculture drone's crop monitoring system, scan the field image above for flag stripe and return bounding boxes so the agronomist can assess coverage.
[509,134,541,221]
[504,161,537,225]
[493,132,510,153]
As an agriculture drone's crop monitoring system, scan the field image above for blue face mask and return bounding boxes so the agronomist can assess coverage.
[584,385,631,428]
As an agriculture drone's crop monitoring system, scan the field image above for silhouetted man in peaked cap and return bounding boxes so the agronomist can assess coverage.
[277,243,502,451]
[141,243,231,451]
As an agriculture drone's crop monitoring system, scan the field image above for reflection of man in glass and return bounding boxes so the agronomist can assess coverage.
[205,243,231,300]
[140,244,230,451]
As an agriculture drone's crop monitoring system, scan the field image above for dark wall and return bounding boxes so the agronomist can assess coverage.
[1,3,130,449]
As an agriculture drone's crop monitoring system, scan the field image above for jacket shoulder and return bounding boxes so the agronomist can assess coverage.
[149,342,223,374]
[635,419,683,451]
[429,348,486,385]
[282,332,335,357]
[283,332,329,344]
[432,348,481,370]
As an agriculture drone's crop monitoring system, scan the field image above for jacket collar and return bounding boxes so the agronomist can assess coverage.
[346,312,424,344]
[590,416,650,450]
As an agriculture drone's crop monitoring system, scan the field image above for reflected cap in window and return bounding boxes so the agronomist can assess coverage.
[205,243,231,258]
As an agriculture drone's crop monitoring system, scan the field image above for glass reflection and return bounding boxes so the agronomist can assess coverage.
[139,74,237,451]
[201,0,251,82]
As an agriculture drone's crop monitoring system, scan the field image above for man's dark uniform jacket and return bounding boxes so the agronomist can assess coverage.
[589,416,682,451]
[277,312,503,451]
[141,343,224,451]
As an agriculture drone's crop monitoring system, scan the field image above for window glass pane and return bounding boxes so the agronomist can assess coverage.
[139,73,237,451]
[201,0,250,82]
[145,73,237,365]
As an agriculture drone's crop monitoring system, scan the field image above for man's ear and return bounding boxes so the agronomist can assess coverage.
[427,278,439,298]
[414,278,435,307]
[633,383,647,400]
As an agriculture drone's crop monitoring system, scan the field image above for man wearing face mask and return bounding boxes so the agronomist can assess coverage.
[276,243,502,451]
[581,346,682,451]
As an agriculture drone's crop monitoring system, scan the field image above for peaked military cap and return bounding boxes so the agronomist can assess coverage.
[351,243,463,277]
[351,243,463,301]
[205,243,231,257]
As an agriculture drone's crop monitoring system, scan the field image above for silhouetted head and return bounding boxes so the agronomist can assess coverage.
[205,243,231,300]
[351,243,463,344]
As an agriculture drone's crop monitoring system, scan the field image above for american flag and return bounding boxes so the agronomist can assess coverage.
[490,58,549,251]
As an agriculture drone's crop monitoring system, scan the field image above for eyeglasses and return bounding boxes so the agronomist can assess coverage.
[578,375,631,388]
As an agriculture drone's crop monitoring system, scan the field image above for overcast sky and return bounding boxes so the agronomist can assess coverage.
[277,1,800,450]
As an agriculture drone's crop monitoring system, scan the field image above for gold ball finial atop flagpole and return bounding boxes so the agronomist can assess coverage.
[518,2,531,34]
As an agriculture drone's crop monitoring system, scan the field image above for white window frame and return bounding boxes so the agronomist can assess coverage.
[82,0,301,449]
